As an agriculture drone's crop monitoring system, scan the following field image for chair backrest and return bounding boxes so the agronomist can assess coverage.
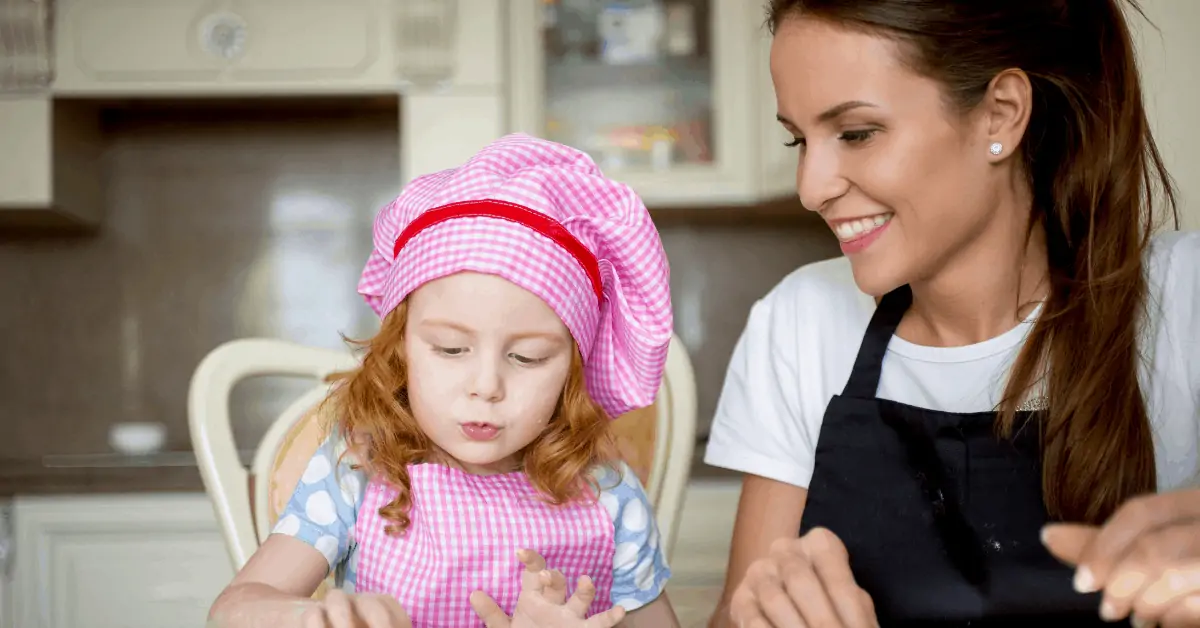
[188,339,357,570]
[189,334,697,571]
[638,333,697,557]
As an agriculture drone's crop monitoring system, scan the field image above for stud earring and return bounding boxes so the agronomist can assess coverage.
[989,142,1003,156]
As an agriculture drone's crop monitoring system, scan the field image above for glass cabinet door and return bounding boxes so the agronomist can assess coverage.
[535,0,715,173]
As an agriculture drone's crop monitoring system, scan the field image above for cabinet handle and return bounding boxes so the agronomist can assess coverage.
[0,502,12,577]
[151,583,208,603]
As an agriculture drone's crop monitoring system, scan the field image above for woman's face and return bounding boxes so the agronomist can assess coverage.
[770,16,1004,296]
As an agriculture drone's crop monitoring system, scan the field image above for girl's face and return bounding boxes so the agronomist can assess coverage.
[404,271,574,475]
[770,16,1006,297]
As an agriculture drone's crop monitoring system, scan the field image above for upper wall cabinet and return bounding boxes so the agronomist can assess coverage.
[52,0,501,96]
[507,0,796,207]
[0,98,103,229]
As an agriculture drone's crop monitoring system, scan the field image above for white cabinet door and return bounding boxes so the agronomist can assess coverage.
[54,0,392,95]
[53,0,504,96]
[507,0,791,207]
[10,494,235,628]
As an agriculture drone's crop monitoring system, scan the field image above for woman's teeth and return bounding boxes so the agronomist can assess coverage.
[833,213,892,242]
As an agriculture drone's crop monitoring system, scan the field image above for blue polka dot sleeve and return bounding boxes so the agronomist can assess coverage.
[271,432,367,586]
[595,462,672,611]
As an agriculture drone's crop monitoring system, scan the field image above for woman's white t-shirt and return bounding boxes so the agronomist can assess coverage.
[704,231,1200,492]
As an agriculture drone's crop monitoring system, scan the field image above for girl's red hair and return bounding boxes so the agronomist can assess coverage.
[323,301,617,534]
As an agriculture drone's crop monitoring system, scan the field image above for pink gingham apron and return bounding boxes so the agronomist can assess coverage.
[354,463,616,627]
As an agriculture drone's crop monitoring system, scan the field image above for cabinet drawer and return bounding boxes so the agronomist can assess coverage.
[55,0,390,94]
[11,494,236,628]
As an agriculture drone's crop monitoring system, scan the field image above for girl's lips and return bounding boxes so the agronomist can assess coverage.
[460,422,501,441]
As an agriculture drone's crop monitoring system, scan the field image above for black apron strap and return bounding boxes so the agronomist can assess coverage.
[838,284,990,587]
[842,285,913,398]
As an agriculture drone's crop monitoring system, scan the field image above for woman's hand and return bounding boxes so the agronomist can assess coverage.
[299,590,412,627]
[1042,488,1200,627]
[470,549,627,628]
[728,527,878,628]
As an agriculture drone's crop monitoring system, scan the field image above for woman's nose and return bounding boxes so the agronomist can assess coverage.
[797,147,850,212]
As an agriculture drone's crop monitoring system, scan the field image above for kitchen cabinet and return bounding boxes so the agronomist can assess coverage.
[7,494,233,628]
[0,97,103,228]
[52,0,502,96]
[0,99,53,211]
[400,92,505,186]
[507,0,796,206]
[1,485,734,628]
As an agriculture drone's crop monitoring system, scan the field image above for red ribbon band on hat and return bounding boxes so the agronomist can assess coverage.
[391,199,605,303]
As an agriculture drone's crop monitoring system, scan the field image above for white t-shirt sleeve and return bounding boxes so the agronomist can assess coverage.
[1159,231,1200,407]
[703,293,817,488]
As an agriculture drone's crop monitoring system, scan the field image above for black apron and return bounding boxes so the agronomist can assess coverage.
[799,285,1119,626]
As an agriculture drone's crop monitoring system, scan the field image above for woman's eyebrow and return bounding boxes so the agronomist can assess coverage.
[777,100,880,128]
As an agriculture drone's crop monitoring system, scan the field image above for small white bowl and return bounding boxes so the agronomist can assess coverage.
[108,421,168,456]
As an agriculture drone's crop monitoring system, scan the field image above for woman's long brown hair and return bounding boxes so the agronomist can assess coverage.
[768,0,1179,524]
[322,301,617,535]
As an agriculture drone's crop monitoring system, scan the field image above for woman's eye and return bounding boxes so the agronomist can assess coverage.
[784,137,805,148]
[839,129,877,143]
[435,346,466,356]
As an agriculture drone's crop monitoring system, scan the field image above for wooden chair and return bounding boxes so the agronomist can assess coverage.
[188,335,697,584]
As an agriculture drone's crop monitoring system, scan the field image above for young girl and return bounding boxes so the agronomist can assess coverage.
[207,134,679,628]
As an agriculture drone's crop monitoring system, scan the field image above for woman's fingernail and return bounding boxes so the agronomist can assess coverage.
[1142,585,1171,606]
[1109,571,1146,598]
[1040,526,1052,545]
[1131,615,1152,628]
[1100,599,1120,621]
[1075,567,1098,593]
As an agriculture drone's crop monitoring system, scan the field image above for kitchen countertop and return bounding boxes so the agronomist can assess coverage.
[0,447,734,497]
[0,460,204,496]
[0,450,253,497]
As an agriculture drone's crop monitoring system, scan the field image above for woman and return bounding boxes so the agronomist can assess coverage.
[703,0,1200,626]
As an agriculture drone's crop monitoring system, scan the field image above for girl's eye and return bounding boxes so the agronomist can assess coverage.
[509,353,546,366]
[784,137,805,148]
[435,346,466,356]
[839,129,877,143]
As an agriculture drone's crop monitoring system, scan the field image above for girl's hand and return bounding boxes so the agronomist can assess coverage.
[1042,488,1200,627]
[470,549,627,628]
[300,590,412,628]
[728,528,878,628]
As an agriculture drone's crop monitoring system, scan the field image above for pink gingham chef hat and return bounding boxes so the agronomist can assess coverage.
[357,133,673,418]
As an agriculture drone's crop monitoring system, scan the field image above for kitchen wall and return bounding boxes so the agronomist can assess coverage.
[1136,0,1200,231]
[0,99,839,470]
